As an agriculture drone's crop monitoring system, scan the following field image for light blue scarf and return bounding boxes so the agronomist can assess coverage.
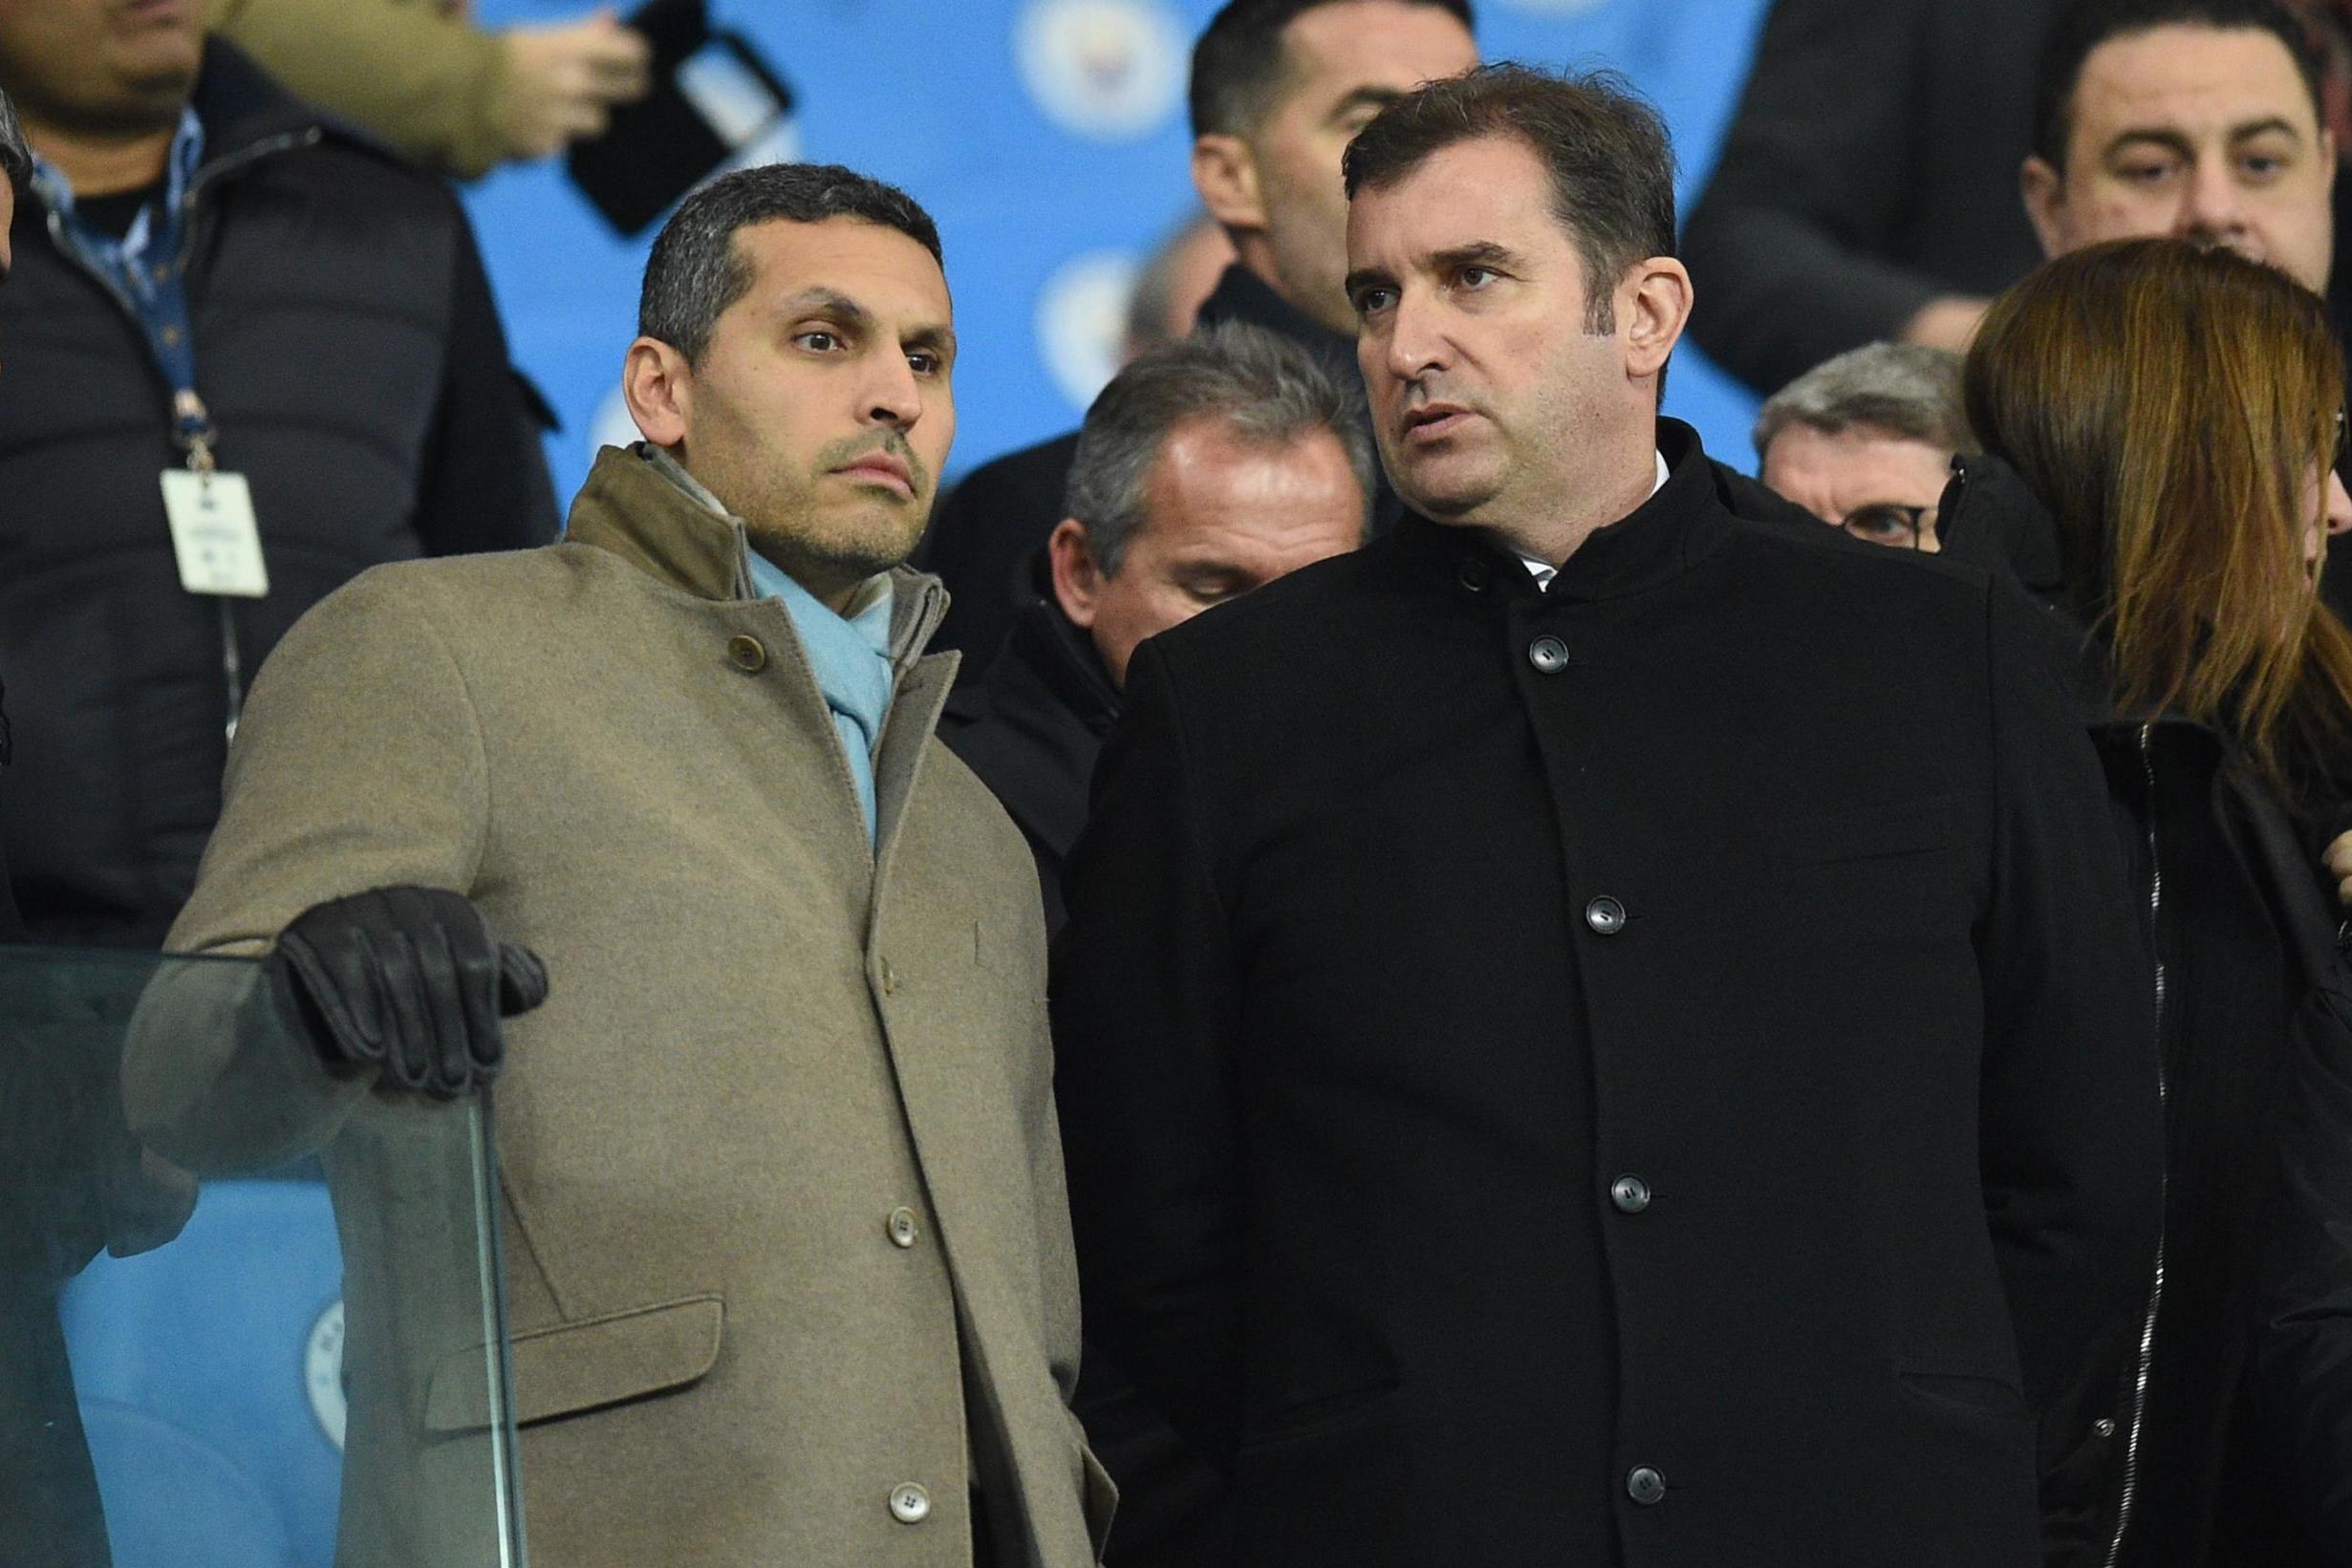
[745,553,895,846]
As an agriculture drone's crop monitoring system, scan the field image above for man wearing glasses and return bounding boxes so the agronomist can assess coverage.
[1754,341,1970,551]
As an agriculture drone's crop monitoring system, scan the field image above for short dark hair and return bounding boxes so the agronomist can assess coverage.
[638,162,942,363]
[1066,320,1375,572]
[1343,63,1676,333]
[0,88,31,204]
[2032,0,2325,168]
[1188,0,1476,139]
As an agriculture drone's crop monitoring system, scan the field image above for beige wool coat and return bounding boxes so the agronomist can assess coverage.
[129,445,1112,1566]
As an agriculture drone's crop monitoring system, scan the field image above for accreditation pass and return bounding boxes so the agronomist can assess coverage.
[161,468,270,597]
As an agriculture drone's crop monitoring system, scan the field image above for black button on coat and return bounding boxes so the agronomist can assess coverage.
[1051,422,2164,1567]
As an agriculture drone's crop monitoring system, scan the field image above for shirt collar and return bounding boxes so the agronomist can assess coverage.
[1518,450,1672,591]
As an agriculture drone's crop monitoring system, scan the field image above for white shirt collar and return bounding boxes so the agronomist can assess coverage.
[1518,450,1671,591]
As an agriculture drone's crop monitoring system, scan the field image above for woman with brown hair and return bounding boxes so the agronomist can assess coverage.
[1948,235,2352,1566]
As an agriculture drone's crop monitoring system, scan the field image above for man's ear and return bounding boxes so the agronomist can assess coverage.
[622,336,692,449]
[1619,257,1693,385]
[1192,134,1267,235]
[1048,519,1106,628]
[2020,155,2068,260]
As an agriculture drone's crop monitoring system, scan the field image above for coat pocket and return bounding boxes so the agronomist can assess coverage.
[424,1294,724,1432]
[1763,794,1956,870]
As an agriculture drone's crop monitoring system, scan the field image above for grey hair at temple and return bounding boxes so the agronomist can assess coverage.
[1065,320,1375,574]
[1752,341,1974,462]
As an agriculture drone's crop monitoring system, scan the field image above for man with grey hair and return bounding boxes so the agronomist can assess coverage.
[135,161,1109,1568]
[1755,341,1973,550]
[946,319,1371,933]
[942,316,1366,1568]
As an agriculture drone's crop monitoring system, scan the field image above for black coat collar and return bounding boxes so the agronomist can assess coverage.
[1195,263,1354,376]
[1389,419,1736,606]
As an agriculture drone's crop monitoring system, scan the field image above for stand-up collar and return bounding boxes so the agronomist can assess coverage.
[996,597,1123,741]
[1392,419,1735,605]
[564,444,950,670]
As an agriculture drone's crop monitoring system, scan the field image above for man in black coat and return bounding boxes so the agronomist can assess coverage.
[1051,64,2164,1565]
[943,321,1370,937]
[0,2,558,946]
[917,0,1477,681]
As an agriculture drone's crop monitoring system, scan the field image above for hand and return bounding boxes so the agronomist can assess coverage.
[2327,831,2352,906]
[273,887,549,1100]
[498,8,655,161]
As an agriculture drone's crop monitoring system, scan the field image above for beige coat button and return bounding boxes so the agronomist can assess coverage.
[887,1207,919,1248]
[726,634,766,673]
[879,958,899,995]
[889,1482,931,1523]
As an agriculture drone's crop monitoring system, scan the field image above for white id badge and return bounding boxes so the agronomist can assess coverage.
[161,469,270,597]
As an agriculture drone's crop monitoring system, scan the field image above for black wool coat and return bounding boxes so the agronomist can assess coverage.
[1050,422,2165,1567]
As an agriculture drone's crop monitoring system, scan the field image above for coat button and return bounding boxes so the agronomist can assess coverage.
[887,1206,919,1248]
[889,1482,931,1523]
[1627,1466,1666,1506]
[726,634,766,673]
[878,958,899,995]
[1610,1175,1651,1214]
[1585,896,1627,934]
[1456,557,1491,592]
[1527,634,1571,674]
[2094,1417,2117,1438]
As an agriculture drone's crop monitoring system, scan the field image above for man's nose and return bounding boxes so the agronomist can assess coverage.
[1379,290,1448,383]
[2175,158,2252,244]
[860,352,922,427]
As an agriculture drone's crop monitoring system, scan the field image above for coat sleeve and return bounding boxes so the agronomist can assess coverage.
[1974,582,2165,1418]
[2249,955,2352,1546]
[1048,636,1246,1463]
[208,0,515,180]
[122,569,491,1173]
[1679,0,1950,395]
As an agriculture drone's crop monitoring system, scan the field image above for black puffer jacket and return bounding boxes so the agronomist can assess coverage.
[0,41,556,945]
[1941,455,2352,1566]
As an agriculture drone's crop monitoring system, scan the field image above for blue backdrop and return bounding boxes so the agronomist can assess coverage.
[464,0,1774,508]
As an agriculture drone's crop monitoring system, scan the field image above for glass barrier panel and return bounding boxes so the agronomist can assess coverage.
[0,945,522,1568]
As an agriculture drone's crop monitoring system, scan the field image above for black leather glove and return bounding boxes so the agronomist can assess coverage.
[272,887,549,1100]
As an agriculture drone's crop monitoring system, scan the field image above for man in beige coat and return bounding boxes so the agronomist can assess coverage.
[129,161,1111,1567]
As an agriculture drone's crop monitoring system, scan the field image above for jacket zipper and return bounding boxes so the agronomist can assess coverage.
[2104,723,2170,1567]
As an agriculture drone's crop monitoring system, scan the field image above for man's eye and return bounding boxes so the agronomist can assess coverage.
[2241,152,2289,181]
[907,351,941,376]
[1459,266,1496,289]
[795,330,842,352]
[2117,159,2177,184]
[1353,286,1395,316]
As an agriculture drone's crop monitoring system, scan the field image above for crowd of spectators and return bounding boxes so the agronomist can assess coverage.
[7,0,2352,1565]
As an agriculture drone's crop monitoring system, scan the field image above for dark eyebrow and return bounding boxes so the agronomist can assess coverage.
[781,287,956,359]
[1344,241,1524,304]
[2103,128,2197,162]
[778,287,874,330]
[903,322,959,362]
[1431,241,1524,272]
[2229,116,2303,145]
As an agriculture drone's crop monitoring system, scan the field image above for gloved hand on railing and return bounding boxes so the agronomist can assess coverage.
[271,887,548,1100]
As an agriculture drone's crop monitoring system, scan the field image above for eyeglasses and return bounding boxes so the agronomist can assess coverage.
[1841,504,1933,549]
